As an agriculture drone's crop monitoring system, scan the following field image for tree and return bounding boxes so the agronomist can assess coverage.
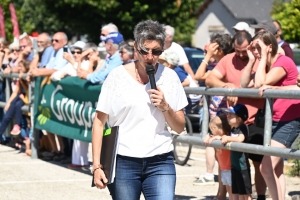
[272,0,300,43]
[18,0,203,45]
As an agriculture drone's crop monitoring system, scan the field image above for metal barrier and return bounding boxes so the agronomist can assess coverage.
[176,87,300,159]
[0,73,300,159]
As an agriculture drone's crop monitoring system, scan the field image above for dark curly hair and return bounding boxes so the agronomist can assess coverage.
[210,33,234,55]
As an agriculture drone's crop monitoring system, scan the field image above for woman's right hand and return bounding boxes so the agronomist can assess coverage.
[93,168,108,189]
[246,42,256,62]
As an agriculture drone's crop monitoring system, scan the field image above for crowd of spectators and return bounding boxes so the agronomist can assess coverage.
[0,22,198,169]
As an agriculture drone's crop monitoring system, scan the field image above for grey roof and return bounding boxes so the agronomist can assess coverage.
[220,0,274,22]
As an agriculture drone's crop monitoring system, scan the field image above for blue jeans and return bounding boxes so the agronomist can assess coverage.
[0,96,24,135]
[107,151,176,200]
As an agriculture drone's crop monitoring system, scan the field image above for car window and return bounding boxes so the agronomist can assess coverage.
[184,48,205,73]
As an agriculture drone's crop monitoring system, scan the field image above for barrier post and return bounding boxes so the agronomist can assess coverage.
[263,98,273,146]
[4,78,12,138]
[201,94,209,139]
[29,81,39,159]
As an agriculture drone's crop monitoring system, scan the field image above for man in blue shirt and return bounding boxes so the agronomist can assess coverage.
[78,32,123,84]
[29,32,69,77]
[37,33,54,68]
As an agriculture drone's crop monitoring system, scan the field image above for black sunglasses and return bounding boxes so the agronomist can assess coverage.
[137,48,163,56]
[11,49,20,52]
[51,39,59,43]
[71,51,82,54]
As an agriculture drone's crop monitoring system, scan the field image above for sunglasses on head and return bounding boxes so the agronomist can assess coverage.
[71,51,82,54]
[137,48,163,56]
[51,39,60,43]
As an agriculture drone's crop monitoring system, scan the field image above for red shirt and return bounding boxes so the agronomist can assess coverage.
[272,55,300,121]
[216,149,231,170]
[215,53,264,125]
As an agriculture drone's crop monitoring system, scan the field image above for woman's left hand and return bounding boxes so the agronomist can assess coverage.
[148,86,169,112]
[258,85,273,96]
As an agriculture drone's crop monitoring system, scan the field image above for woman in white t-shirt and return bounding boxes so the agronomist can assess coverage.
[92,20,188,200]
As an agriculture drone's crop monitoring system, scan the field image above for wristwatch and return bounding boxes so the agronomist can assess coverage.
[90,164,103,174]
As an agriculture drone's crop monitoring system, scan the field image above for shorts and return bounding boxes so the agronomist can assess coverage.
[272,118,300,148]
[221,170,231,186]
[247,124,264,162]
[231,169,252,195]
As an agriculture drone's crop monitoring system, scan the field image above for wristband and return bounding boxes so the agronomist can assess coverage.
[202,60,208,66]
[91,164,103,174]
[162,104,170,112]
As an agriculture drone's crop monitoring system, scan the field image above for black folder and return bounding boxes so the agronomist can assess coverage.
[92,126,119,186]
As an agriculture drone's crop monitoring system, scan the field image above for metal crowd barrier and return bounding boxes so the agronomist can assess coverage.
[0,73,300,160]
[176,87,300,159]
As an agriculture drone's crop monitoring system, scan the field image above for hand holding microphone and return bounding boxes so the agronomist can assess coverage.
[146,65,169,112]
[146,65,157,90]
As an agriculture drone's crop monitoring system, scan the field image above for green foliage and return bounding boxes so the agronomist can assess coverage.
[272,0,300,43]
[289,136,300,177]
[2,0,203,45]
[0,0,24,43]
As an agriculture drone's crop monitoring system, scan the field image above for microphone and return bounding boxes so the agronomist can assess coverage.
[146,65,157,90]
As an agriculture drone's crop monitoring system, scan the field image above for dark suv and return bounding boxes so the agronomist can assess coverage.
[183,47,205,132]
[183,47,205,73]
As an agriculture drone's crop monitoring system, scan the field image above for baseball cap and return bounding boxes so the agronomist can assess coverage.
[159,50,179,66]
[71,41,86,50]
[251,21,277,35]
[101,32,124,45]
[222,104,249,121]
[232,22,250,32]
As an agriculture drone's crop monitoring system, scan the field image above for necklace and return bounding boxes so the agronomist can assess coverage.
[135,67,145,84]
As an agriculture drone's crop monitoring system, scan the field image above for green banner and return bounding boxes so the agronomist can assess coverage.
[33,76,104,142]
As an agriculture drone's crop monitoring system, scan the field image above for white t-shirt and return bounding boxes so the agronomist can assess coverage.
[168,42,189,66]
[96,64,188,158]
[51,60,90,81]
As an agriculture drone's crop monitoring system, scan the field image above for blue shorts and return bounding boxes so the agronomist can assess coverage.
[272,118,300,148]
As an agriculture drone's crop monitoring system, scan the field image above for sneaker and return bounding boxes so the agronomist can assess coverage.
[10,125,21,136]
[193,176,215,186]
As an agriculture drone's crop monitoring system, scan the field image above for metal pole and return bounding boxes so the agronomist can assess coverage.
[201,95,209,139]
[4,78,11,138]
[175,135,300,160]
[263,98,273,146]
[29,81,39,159]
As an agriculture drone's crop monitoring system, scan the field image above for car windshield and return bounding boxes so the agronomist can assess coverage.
[183,48,205,73]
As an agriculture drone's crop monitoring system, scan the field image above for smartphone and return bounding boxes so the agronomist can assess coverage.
[63,46,68,52]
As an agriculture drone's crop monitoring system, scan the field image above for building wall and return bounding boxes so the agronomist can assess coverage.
[192,0,254,49]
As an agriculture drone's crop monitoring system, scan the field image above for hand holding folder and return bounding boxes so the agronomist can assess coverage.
[92,126,119,187]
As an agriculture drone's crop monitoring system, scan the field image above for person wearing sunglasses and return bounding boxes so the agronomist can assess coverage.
[4,36,34,75]
[78,32,123,83]
[28,32,69,78]
[118,40,134,64]
[92,20,188,200]
[51,40,84,81]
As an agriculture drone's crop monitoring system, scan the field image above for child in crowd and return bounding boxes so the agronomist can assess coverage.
[222,104,252,200]
[204,115,233,199]
[0,60,30,148]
